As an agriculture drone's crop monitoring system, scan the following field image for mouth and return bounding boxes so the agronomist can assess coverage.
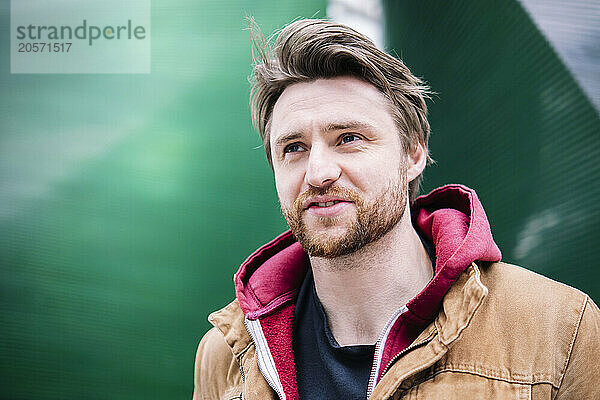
[303,197,352,210]
[308,200,347,208]
[302,195,355,217]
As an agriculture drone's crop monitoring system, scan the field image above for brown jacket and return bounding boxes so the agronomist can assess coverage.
[194,262,600,399]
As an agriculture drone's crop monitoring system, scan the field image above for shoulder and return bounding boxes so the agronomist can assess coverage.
[193,300,246,400]
[479,261,589,320]
[195,327,235,371]
[445,261,599,390]
[477,261,592,344]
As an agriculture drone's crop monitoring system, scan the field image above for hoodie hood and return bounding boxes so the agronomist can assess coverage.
[234,183,501,320]
[407,184,502,320]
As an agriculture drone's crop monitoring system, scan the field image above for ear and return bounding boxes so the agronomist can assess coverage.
[406,142,427,183]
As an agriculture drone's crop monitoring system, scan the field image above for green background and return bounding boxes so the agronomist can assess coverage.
[384,0,600,302]
[1,0,598,399]
[1,1,325,398]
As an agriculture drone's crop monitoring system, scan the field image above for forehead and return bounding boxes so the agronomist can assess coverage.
[270,76,396,142]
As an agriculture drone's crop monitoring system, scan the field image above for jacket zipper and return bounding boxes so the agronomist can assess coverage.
[366,306,407,398]
[239,363,246,382]
[363,333,435,399]
[378,330,436,381]
[243,318,287,400]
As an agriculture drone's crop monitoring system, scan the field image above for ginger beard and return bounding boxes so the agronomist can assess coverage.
[281,165,408,258]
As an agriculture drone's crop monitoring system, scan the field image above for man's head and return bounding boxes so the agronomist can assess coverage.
[249,18,432,201]
[249,19,432,258]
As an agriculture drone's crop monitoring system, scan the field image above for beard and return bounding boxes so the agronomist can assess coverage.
[281,168,408,258]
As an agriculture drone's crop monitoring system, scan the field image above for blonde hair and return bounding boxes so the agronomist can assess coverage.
[249,18,432,201]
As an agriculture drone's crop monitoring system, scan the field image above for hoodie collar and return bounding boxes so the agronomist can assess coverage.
[234,184,501,320]
[407,184,502,320]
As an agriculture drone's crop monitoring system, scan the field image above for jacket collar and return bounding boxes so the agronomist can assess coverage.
[208,299,251,359]
[370,262,489,399]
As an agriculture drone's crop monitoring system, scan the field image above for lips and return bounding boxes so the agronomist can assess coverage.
[302,196,352,210]
[305,200,352,218]
[311,200,345,208]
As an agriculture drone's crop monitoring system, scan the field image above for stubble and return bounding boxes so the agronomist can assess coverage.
[281,167,408,258]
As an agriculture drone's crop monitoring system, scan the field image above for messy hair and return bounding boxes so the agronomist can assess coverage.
[249,18,432,201]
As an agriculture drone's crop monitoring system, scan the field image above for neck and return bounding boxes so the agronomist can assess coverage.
[309,206,433,346]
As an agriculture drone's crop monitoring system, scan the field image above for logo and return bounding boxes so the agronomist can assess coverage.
[16,19,147,46]
[11,0,151,74]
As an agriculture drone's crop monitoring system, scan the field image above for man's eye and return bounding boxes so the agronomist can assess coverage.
[284,143,305,154]
[339,134,361,144]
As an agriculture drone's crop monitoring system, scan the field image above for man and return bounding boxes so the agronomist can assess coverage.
[193,19,600,399]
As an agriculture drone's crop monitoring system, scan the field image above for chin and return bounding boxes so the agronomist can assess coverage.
[306,219,353,236]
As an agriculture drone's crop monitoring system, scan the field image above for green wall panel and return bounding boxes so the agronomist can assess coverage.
[384,1,600,301]
[0,1,326,399]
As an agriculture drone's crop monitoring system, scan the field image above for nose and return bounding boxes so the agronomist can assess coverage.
[305,144,341,188]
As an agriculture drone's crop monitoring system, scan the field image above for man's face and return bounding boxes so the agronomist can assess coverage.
[269,76,422,258]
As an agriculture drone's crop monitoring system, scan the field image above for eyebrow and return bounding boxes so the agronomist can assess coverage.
[274,131,304,149]
[323,121,373,133]
[273,120,374,148]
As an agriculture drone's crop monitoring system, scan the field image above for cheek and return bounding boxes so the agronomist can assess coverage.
[274,173,301,208]
[340,161,379,188]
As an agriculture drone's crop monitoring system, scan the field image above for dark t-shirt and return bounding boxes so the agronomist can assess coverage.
[293,268,375,399]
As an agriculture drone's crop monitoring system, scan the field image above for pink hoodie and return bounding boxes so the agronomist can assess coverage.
[234,184,502,400]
